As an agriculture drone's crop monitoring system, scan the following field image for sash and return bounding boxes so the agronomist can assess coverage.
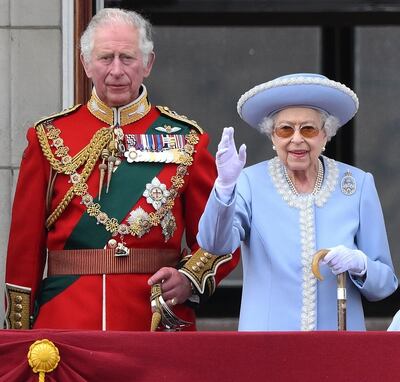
[65,115,190,249]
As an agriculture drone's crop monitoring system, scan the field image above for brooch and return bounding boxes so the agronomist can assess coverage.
[341,170,356,195]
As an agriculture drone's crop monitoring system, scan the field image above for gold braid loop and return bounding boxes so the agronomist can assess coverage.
[36,123,91,174]
[45,128,113,229]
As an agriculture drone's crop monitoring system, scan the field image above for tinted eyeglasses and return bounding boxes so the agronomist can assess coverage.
[274,125,321,139]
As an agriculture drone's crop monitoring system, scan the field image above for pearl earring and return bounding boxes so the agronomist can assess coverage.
[272,145,276,151]
[322,146,326,152]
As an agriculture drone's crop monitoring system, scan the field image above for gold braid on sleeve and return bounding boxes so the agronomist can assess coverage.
[178,248,232,301]
[4,283,31,329]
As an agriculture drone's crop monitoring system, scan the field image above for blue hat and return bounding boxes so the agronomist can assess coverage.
[237,73,359,129]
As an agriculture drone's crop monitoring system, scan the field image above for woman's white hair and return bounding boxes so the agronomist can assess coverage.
[258,108,340,141]
[80,8,154,66]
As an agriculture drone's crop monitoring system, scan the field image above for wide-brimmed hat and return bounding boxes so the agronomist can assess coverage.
[237,73,359,129]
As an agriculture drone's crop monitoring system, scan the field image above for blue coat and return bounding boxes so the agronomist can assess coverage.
[197,156,398,331]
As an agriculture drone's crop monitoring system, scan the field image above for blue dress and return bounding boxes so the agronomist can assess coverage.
[197,156,398,331]
[388,310,400,330]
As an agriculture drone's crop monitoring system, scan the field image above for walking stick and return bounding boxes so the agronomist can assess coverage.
[312,249,347,331]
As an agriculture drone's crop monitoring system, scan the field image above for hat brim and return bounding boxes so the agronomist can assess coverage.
[237,76,359,129]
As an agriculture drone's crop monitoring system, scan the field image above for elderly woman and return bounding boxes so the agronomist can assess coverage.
[197,73,398,331]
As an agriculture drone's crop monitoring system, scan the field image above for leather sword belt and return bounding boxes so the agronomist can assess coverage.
[47,248,180,276]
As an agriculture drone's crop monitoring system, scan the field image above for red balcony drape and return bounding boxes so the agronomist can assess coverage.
[1,330,400,382]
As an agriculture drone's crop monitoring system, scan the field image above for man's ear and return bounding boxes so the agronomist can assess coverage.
[143,52,155,78]
[80,53,92,78]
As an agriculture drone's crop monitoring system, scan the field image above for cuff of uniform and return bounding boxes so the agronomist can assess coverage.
[4,283,32,329]
[178,248,233,305]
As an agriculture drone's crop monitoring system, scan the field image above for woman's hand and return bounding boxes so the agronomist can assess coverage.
[321,245,367,276]
[215,127,247,199]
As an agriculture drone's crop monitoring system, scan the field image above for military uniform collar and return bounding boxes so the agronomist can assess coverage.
[87,85,151,126]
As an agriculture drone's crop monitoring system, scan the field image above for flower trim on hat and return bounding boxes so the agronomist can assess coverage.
[237,75,359,119]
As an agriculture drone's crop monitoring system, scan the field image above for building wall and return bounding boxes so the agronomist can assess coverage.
[0,0,62,326]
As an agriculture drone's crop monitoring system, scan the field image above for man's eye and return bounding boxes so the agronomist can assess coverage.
[120,56,135,64]
[99,56,113,63]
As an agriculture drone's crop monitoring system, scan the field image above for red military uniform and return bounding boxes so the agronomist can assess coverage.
[5,86,238,331]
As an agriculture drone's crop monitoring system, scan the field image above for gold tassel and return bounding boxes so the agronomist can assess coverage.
[106,139,118,193]
[98,149,109,200]
[106,155,116,193]
[151,311,162,331]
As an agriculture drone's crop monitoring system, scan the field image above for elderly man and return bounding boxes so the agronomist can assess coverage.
[4,8,238,331]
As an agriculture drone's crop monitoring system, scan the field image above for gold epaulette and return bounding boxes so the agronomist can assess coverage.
[156,106,204,134]
[33,104,82,128]
[5,283,31,329]
[178,248,232,296]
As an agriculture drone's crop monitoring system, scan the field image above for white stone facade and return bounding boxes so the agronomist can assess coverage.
[0,0,63,326]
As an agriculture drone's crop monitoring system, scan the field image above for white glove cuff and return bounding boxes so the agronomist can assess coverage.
[349,250,368,277]
[215,178,235,204]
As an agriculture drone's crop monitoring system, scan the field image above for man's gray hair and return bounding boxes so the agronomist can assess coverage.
[80,8,154,66]
[258,109,341,141]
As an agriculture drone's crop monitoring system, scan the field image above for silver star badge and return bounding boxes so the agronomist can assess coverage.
[143,177,170,210]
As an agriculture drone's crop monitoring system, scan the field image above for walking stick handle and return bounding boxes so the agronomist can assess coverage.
[311,249,330,281]
[312,249,347,331]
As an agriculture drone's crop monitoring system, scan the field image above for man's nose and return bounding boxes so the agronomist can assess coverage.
[110,57,123,75]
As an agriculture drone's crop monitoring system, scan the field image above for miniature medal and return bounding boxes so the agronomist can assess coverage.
[124,147,139,163]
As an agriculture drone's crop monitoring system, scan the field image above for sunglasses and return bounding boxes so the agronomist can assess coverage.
[274,125,321,139]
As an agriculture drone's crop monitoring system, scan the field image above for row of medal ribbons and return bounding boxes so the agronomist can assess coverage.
[124,133,187,164]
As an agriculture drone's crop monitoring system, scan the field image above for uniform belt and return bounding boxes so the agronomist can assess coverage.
[47,248,180,276]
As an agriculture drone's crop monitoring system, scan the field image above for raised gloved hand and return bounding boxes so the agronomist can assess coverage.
[321,245,367,276]
[215,127,246,200]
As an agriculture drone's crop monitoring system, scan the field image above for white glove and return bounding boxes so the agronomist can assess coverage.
[215,127,246,201]
[321,245,367,276]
